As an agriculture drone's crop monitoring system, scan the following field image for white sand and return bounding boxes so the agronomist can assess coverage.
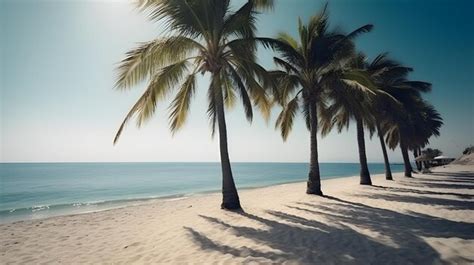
[1,164,473,264]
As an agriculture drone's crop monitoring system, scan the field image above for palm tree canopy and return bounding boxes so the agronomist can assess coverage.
[345,53,443,151]
[258,5,374,140]
[318,53,381,137]
[367,54,443,151]
[385,95,443,150]
[422,148,443,159]
[113,0,274,144]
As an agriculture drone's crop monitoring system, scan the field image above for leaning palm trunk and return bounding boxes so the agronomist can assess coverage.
[215,80,241,210]
[417,148,423,170]
[356,117,372,185]
[413,149,422,171]
[376,123,392,180]
[307,101,323,195]
[400,137,413,177]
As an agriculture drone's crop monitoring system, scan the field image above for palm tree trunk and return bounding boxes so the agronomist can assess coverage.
[215,78,241,210]
[417,148,423,170]
[413,149,422,171]
[376,122,392,180]
[400,137,413,178]
[306,101,323,195]
[356,117,372,185]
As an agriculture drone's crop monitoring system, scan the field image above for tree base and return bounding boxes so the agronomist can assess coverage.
[221,201,241,210]
[360,177,372,185]
[306,181,323,195]
[306,188,324,196]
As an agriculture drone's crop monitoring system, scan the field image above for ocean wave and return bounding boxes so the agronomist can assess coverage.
[0,193,195,217]
[31,205,50,212]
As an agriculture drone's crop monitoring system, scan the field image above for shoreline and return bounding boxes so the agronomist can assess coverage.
[1,167,405,224]
[1,164,472,264]
[2,172,369,226]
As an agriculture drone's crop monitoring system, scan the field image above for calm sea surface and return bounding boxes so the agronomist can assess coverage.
[0,162,403,223]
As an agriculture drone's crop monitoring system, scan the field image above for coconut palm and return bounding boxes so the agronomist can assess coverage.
[113,0,274,210]
[360,53,441,178]
[422,148,442,158]
[420,148,442,168]
[385,92,443,177]
[320,53,378,185]
[259,5,373,193]
[364,53,414,180]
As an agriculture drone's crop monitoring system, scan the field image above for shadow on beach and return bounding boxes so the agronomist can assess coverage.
[185,168,474,264]
[393,171,474,193]
[184,173,474,264]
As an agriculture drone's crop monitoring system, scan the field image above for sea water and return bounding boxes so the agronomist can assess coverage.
[0,162,404,223]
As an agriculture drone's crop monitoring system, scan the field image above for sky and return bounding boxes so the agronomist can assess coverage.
[1,0,473,163]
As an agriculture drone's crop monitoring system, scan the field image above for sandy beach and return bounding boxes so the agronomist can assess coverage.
[1,164,473,264]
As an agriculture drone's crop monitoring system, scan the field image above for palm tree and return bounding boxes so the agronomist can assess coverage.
[385,92,443,177]
[421,148,442,158]
[360,53,442,178]
[420,148,442,168]
[320,54,378,185]
[364,53,414,180]
[113,0,274,210]
[259,5,373,192]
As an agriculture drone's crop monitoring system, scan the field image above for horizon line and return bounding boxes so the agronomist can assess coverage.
[0,161,406,164]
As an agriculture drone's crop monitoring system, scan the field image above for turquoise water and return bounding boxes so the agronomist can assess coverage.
[0,162,403,223]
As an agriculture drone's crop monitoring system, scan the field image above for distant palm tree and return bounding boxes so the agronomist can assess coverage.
[259,5,373,192]
[320,53,378,185]
[113,0,274,210]
[385,93,443,177]
[422,148,442,158]
[419,148,442,168]
[364,53,414,180]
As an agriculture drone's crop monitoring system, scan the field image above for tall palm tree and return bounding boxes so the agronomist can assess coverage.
[361,53,441,178]
[113,0,274,210]
[259,5,373,193]
[365,54,414,180]
[320,53,378,185]
[385,93,443,177]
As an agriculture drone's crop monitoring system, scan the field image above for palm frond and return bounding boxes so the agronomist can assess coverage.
[137,0,212,39]
[402,81,432,93]
[257,37,304,67]
[113,59,191,144]
[345,24,374,40]
[276,32,299,50]
[115,37,201,89]
[342,70,377,94]
[222,1,256,39]
[275,95,299,140]
[307,3,328,37]
[113,90,151,145]
[168,73,196,134]
[226,64,253,122]
[250,0,275,11]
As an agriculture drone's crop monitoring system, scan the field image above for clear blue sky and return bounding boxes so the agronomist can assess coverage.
[1,0,473,163]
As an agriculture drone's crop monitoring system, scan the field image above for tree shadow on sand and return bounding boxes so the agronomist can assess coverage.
[426,171,474,178]
[184,194,474,264]
[370,185,474,199]
[400,181,474,190]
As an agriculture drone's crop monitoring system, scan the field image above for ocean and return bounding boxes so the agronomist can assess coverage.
[0,162,404,223]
